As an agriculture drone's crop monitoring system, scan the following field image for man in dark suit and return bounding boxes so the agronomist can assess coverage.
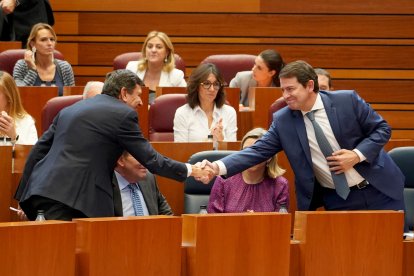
[113,152,173,216]
[15,69,210,220]
[202,60,406,217]
[0,0,54,47]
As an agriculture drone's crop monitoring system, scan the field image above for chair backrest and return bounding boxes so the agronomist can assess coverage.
[268,96,288,127]
[148,93,187,141]
[184,150,237,214]
[200,54,256,85]
[41,95,82,133]
[113,52,186,72]
[388,146,414,230]
[0,49,64,75]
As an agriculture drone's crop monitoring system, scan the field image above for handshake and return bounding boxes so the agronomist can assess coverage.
[190,160,219,184]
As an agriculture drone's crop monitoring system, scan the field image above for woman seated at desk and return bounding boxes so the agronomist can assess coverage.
[13,23,75,96]
[230,49,284,108]
[208,128,289,213]
[173,63,237,142]
[0,71,37,145]
[126,30,186,104]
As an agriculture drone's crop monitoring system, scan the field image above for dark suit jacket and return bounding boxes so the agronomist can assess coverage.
[15,94,187,219]
[0,0,54,43]
[112,172,173,216]
[220,90,405,210]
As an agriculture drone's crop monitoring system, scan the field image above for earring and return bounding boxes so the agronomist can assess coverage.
[164,56,168,63]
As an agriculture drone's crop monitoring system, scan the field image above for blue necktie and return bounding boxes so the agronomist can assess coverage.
[306,110,350,200]
[129,183,144,216]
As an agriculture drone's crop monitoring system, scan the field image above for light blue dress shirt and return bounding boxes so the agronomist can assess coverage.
[115,171,149,216]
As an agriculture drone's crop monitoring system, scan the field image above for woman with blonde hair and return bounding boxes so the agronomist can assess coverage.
[208,127,289,213]
[13,23,75,96]
[126,30,186,103]
[0,71,37,145]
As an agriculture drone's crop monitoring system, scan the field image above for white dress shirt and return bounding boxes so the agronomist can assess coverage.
[302,94,365,188]
[115,171,149,216]
[173,103,237,142]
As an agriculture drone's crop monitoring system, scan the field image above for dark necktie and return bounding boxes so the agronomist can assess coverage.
[129,183,144,216]
[306,110,350,200]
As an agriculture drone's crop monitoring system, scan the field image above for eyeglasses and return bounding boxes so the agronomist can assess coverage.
[200,81,222,90]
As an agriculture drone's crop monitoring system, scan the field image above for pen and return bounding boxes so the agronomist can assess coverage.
[9,207,20,212]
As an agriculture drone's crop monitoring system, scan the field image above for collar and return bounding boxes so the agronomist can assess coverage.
[114,171,132,190]
[301,93,323,117]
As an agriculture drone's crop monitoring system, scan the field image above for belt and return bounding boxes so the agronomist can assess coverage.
[350,180,369,190]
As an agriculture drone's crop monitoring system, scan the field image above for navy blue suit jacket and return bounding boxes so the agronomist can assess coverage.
[15,94,187,218]
[221,90,404,210]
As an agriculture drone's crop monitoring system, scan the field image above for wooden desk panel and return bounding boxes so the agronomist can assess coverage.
[63,86,85,96]
[0,147,12,222]
[294,211,404,276]
[182,213,291,276]
[403,240,414,276]
[0,220,76,276]
[75,216,182,276]
[19,86,59,136]
[0,41,21,52]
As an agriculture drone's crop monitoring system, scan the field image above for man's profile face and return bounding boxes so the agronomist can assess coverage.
[124,85,143,108]
[318,74,331,91]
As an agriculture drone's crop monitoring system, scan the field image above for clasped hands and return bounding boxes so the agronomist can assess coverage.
[190,160,219,184]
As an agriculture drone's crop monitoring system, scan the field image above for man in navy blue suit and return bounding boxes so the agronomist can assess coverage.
[202,60,405,217]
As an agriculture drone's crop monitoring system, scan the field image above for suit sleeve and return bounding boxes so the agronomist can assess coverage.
[14,114,56,200]
[118,110,188,182]
[351,91,391,162]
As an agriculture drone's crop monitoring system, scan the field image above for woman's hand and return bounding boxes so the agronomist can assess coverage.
[210,118,224,141]
[24,50,37,70]
[0,111,17,140]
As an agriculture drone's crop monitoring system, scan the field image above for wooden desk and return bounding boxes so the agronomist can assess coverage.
[0,41,20,52]
[403,240,414,276]
[293,211,404,276]
[63,85,85,96]
[0,147,12,222]
[156,86,187,97]
[0,220,76,276]
[19,86,58,135]
[137,86,149,138]
[75,216,182,276]
[182,212,291,276]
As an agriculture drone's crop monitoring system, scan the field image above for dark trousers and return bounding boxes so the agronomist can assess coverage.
[21,195,87,221]
[321,184,408,232]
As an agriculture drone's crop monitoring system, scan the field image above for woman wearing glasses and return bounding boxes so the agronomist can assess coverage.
[173,63,237,142]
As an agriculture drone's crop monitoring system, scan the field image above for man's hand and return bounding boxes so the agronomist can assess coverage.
[0,0,17,14]
[191,159,219,184]
[327,149,360,174]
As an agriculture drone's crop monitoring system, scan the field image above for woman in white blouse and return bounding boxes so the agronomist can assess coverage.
[174,63,237,142]
[126,31,186,104]
[0,71,37,145]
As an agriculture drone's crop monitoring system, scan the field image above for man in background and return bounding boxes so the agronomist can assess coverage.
[315,68,333,91]
[113,151,173,216]
[83,81,104,99]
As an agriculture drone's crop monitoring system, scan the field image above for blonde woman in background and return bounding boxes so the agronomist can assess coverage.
[0,71,37,145]
[126,30,186,103]
[208,127,289,213]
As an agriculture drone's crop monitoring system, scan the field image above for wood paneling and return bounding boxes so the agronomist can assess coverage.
[50,0,413,14]
[63,13,412,39]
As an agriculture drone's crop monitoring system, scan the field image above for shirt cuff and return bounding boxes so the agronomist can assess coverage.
[353,149,366,162]
[185,163,192,177]
[214,160,227,175]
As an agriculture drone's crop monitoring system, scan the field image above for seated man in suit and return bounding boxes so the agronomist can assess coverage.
[113,151,173,216]
[82,81,104,99]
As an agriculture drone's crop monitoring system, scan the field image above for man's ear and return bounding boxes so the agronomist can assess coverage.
[119,87,128,102]
[307,80,315,92]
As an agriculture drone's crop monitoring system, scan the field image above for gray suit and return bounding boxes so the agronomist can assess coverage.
[113,172,173,216]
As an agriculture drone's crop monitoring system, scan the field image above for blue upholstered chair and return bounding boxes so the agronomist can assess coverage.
[184,150,236,214]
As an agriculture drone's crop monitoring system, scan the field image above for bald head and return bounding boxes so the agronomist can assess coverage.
[83,81,104,99]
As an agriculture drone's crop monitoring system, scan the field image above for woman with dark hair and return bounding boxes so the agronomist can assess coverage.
[173,63,237,142]
[230,49,284,107]
[207,127,289,213]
